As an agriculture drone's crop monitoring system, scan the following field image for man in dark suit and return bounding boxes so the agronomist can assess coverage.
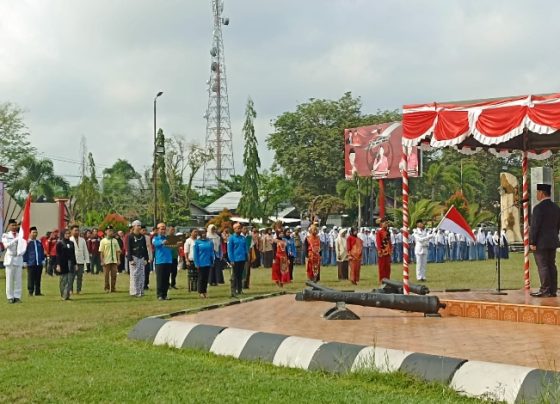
[530,183,560,297]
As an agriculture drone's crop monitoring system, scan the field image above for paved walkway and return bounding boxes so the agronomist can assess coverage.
[175,294,560,371]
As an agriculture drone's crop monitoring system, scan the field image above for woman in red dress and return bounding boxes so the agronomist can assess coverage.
[305,225,321,281]
[347,227,363,285]
[271,223,290,287]
[376,218,392,284]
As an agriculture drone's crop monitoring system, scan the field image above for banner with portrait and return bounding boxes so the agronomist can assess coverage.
[344,121,421,180]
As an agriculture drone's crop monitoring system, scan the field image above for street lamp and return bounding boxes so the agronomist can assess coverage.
[153,91,163,228]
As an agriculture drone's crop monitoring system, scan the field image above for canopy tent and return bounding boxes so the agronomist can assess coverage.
[399,92,560,294]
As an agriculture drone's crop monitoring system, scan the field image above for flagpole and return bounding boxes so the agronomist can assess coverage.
[435,206,453,232]
[401,146,410,295]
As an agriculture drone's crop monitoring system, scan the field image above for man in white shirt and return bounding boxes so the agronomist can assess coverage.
[184,228,198,292]
[414,220,432,282]
[70,225,90,295]
[476,228,487,260]
[447,232,457,261]
[2,219,24,303]
[358,228,368,265]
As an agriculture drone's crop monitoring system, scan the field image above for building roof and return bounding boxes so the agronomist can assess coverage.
[205,191,242,214]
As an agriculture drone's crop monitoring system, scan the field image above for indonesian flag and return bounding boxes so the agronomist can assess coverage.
[436,205,475,242]
[16,195,31,255]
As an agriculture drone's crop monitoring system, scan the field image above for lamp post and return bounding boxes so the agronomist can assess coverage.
[153,91,163,228]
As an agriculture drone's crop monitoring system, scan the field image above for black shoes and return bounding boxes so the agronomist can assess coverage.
[530,291,557,298]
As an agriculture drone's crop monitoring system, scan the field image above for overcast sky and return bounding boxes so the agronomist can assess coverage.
[2,0,560,187]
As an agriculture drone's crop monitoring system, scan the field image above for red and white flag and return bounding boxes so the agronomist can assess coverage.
[436,205,475,242]
[16,195,31,255]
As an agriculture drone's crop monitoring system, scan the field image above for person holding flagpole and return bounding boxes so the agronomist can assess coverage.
[2,219,25,303]
[413,219,433,282]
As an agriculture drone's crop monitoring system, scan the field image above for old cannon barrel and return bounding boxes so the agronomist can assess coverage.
[301,289,445,314]
[381,278,430,295]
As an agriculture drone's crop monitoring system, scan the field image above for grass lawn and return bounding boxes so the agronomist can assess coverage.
[0,253,540,403]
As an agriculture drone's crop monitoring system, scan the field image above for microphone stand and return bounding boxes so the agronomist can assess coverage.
[491,200,521,296]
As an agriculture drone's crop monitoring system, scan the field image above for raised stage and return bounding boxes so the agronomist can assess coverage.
[172,292,560,371]
[438,289,560,326]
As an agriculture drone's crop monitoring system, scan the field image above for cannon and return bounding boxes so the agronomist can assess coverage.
[377,278,430,296]
[298,288,446,320]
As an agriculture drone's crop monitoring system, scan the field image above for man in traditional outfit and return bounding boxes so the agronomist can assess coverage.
[347,227,363,285]
[375,218,392,284]
[304,224,321,281]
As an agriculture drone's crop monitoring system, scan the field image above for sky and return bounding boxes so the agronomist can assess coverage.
[1,0,560,188]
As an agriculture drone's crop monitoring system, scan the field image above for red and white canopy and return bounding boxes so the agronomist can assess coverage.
[402,93,560,156]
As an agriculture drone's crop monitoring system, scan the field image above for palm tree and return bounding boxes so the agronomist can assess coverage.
[10,156,69,201]
[389,198,442,228]
[423,162,447,200]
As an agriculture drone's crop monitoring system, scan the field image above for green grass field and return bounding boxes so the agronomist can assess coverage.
[0,253,540,403]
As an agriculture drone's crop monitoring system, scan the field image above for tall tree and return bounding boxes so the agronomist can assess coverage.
[267,92,400,215]
[0,103,35,187]
[237,98,261,222]
[259,170,293,221]
[9,156,69,201]
[102,159,142,217]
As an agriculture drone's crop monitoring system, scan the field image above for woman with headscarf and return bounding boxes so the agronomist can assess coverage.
[207,224,224,286]
[304,224,321,281]
[347,227,363,285]
[335,228,349,280]
[284,228,296,281]
[193,228,214,298]
[271,222,290,287]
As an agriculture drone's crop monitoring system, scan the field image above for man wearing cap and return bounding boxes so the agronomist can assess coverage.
[99,226,121,293]
[530,183,560,297]
[3,219,25,303]
[127,220,149,297]
[24,226,45,296]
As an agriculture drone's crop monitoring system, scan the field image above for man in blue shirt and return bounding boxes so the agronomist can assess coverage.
[23,226,45,296]
[227,223,248,297]
[152,223,173,300]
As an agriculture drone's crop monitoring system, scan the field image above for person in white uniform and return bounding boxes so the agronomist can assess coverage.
[413,219,433,282]
[2,219,25,303]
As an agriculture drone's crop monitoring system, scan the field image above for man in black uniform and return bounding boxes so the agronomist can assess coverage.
[530,183,560,297]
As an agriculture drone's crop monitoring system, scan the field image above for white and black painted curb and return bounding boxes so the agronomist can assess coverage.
[129,318,560,403]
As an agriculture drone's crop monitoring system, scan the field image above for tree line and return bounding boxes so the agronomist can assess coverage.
[1,95,557,229]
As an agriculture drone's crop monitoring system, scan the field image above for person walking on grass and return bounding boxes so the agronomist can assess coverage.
[70,224,89,295]
[335,228,349,280]
[152,223,173,301]
[99,226,121,293]
[3,219,24,303]
[56,229,76,301]
[24,226,45,297]
[127,220,150,297]
[193,228,214,299]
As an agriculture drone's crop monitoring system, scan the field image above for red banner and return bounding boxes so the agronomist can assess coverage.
[344,122,420,180]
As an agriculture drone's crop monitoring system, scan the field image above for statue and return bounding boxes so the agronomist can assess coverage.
[499,172,522,243]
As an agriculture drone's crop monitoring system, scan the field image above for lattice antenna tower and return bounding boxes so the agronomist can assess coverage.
[202,0,235,188]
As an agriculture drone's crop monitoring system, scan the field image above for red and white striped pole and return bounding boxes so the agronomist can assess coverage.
[522,151,530,289]
[402,146,410,295]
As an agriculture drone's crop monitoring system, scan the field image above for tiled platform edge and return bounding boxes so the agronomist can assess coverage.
[129,318,560,404]
[441,299,560,326]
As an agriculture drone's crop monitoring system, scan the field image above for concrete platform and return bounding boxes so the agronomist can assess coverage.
[172,294,560,371]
